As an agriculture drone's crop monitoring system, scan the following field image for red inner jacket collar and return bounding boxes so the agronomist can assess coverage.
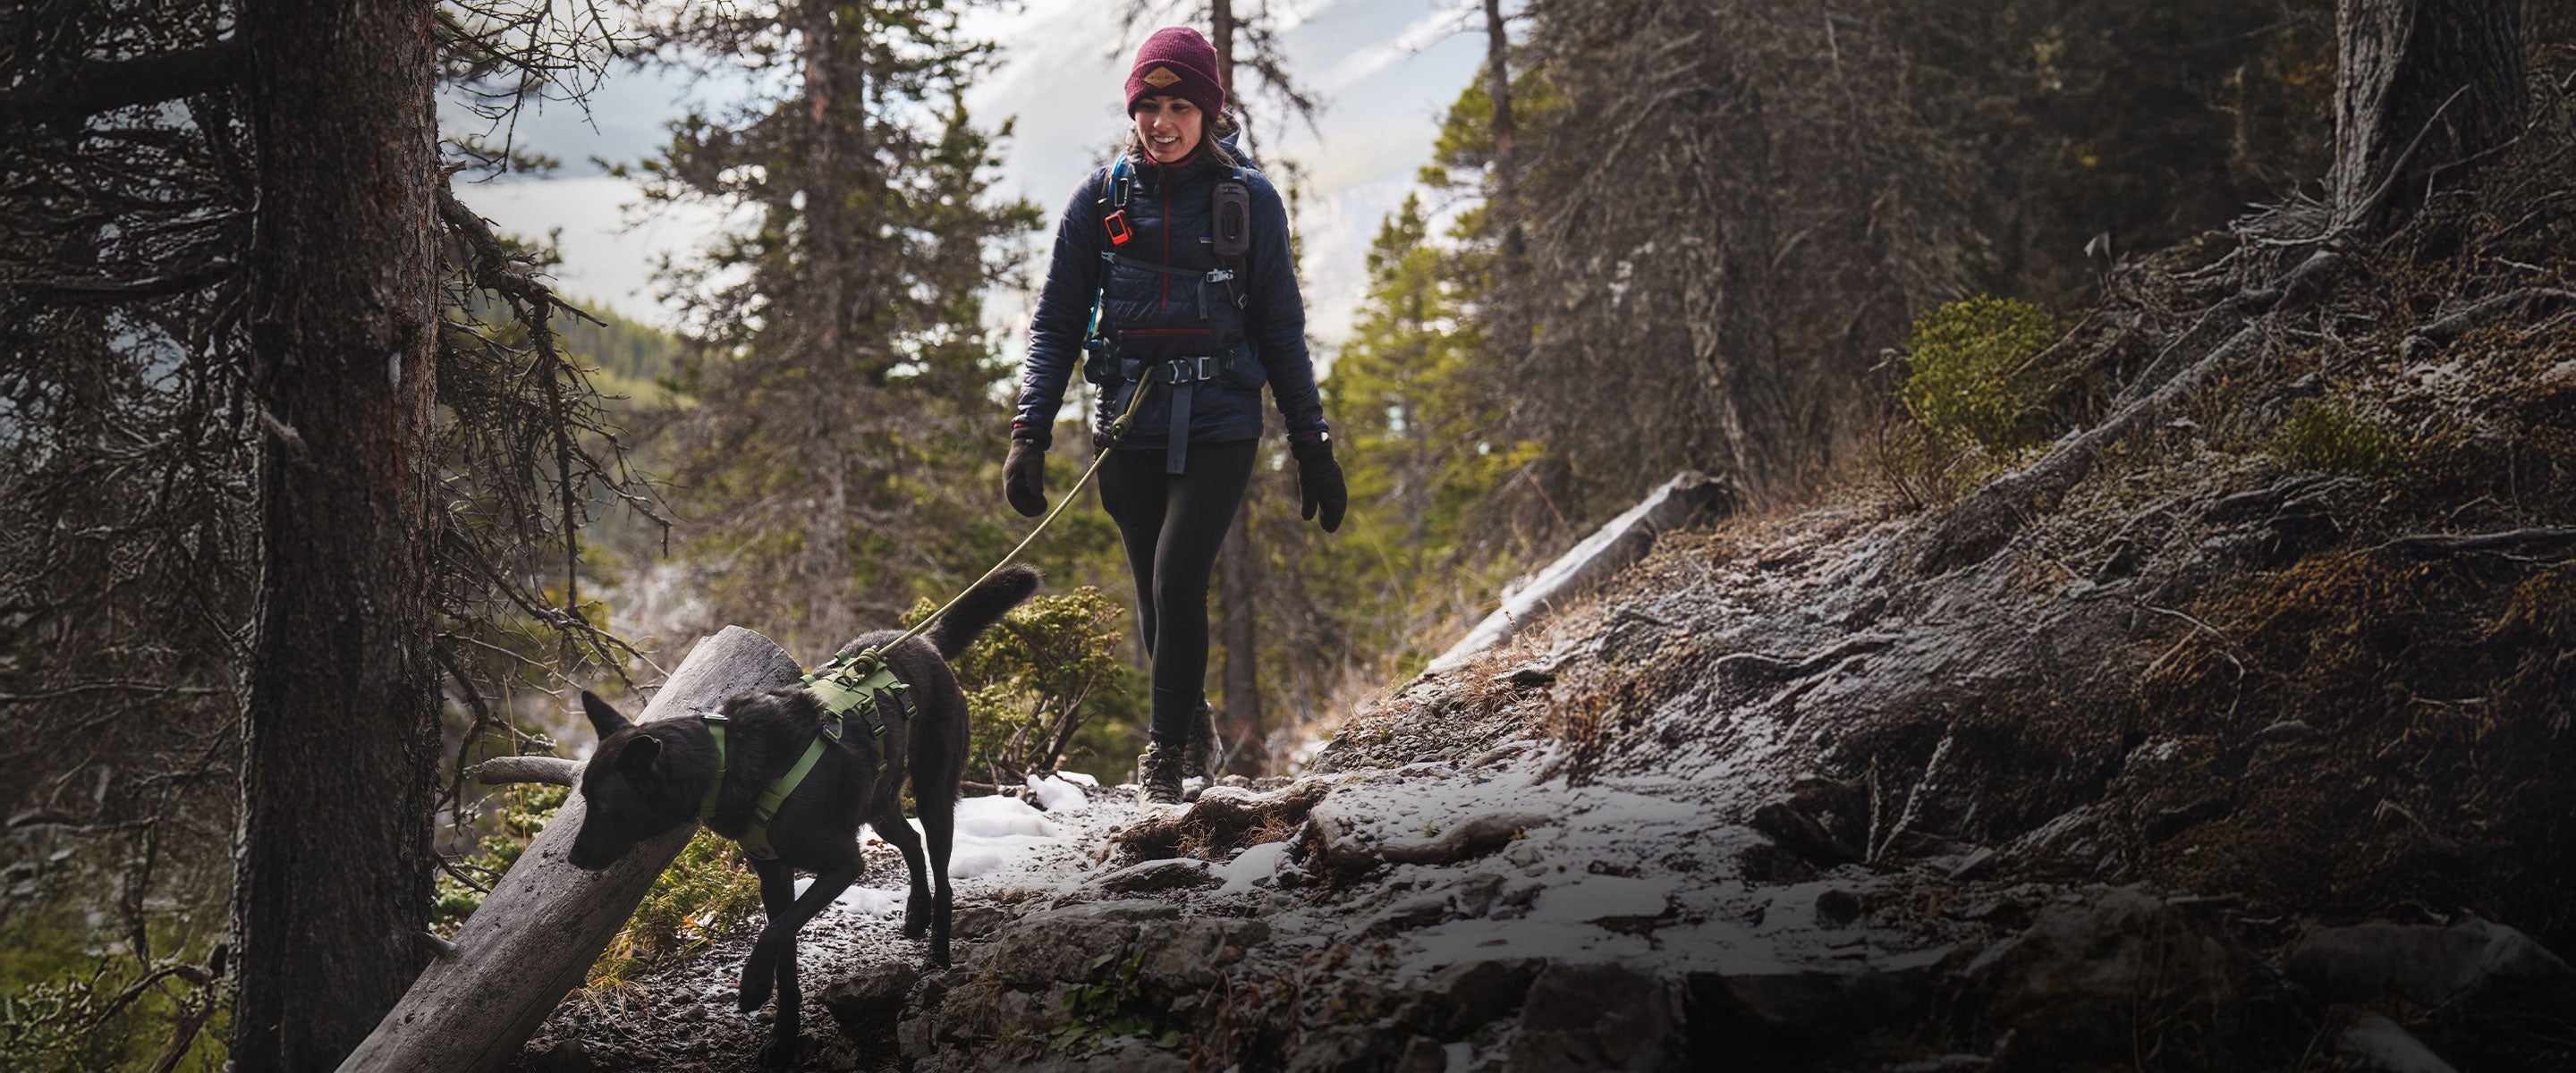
[1138,141,1205,172]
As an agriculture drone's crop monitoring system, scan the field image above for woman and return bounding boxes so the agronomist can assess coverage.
[1003,26,1344,804]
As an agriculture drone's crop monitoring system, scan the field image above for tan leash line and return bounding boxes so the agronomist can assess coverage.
[828,369,1164,677]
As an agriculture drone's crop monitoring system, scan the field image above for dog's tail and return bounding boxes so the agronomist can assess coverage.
[927,564,1041,659]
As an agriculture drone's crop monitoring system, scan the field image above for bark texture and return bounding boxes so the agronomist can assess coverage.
[231,1,443,1069]
[2332,0,2527,230]
[336,627,802,1073]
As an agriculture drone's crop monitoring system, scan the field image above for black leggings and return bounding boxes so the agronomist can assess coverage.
[1096,438,1255,744]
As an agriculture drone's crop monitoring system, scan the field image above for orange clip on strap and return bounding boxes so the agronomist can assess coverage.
[1104,210,1132,246]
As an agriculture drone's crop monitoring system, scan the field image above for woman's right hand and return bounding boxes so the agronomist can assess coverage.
[1004,430,1048,517]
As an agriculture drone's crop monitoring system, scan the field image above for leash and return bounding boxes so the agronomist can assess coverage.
[702,370,1164,860]
[810,365,1166,687]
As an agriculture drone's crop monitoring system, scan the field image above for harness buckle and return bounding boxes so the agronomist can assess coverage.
[1195,354,1217,382]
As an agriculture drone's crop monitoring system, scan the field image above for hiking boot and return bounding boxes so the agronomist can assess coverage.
[1137,741,1185,806]
[1181,698,1219,781]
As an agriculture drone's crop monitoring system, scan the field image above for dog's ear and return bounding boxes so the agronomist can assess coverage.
[618,734,662,780]
[580,690,632,740]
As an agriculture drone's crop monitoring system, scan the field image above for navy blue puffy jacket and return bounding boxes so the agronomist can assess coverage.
[1012,144,1328,452]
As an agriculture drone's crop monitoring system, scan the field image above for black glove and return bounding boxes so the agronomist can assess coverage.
[1292,435,1345,533]
[1004,427,1048,518]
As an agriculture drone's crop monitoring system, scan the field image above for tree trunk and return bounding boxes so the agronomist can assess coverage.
[1485,0,1523,265]
[2331,0,2525,232]
[1219,508,1263,774]
[231,1,442,1069]
[802,0,855,649]
[1213,0,1236,97]
[336,628,802,1073]
[1210,0,1259,775]
[1420,471,1732,678]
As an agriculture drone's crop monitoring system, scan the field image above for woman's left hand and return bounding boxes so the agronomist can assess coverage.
[1292,438,1345,533]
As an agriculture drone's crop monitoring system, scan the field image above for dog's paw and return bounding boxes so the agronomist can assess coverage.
[758,1035,800,1070]
[902,892,930,939]
[737,971,774,1014]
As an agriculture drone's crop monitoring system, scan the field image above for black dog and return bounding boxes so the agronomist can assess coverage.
[567,565,1038,1068]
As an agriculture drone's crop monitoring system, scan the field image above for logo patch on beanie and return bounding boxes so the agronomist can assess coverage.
[1141,65,1182,89]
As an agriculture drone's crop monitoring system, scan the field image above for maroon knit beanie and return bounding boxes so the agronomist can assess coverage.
[1125,26,1224,121]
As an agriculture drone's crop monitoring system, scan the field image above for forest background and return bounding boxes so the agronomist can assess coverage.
[6,0,2569,1069]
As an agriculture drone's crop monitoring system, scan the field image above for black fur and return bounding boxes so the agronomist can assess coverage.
[566,564,1038,1069]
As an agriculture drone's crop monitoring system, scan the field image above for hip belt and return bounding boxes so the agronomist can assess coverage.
[1098,347,1263,474]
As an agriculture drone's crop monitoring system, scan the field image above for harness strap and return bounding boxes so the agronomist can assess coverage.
[1165,376,1194,474]
[702,660,913,862]
[698,715,729,819]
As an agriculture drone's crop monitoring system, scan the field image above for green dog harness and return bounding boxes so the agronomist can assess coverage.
[699,650,914,861]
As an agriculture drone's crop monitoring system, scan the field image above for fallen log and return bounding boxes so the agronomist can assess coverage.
[336,626,801,1073]
[1419,470,1730,678]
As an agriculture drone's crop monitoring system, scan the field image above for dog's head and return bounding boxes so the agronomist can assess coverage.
[566,691,699,870]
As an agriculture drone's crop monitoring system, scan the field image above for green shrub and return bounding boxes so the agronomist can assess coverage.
[589,828,762,990]
[921,587,1131,784]
[2268,398,2391,474]
[431,780,759,991]
[1898,295,2063,452]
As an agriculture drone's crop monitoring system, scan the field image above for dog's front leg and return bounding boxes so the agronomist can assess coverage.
[739,856,798,1015]
[743,849,863,1070]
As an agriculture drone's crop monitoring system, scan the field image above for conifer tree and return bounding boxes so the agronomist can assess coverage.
[630,0,1039,655]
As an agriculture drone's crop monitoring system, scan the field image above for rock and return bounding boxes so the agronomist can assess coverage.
[1285,1024,1394,1073]
[1394,1036,1449,1073]
[1684,959,1939,1055]
[975,901,1172,988]
[1115,779,1333,861]
[951,902,1005,939]
[1379,811,1553,866]
[1813,888,1862,926]
[820,960,920,1030]
[1361,891,1454,937]
[1508,961,1684,1071]
[529,1039,595,1073]
[1959,886,2253,1069]
[1134,917,1269,990]
[2108,736,2231,841]
[2333,1013,2458,1073]
[1094,858,1220,894]
[1302,800,1385,882]
[1395,958,1543,1036]
[1734,841,1818,883]
[1993,805,2118,880]
[1750,778,1868,865]
[2286,917,2573,1009]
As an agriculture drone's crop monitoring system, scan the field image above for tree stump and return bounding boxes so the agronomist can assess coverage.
[335,626,801,1073]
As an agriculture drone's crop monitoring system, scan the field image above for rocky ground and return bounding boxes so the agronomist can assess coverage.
[515,85,2576,1073]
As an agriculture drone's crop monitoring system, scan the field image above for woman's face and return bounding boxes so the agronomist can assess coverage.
[1132,95,1204,164]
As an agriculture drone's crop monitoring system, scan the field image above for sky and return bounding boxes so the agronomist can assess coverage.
[450,0,1493,364]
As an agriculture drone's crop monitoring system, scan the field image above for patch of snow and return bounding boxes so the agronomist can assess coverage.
[833,885,907,917]
[1525,875,1676,924]
[1215,841,1292,893]
[1054,770,1098,788]
[952,794,1058,839]
[1027,773,1090,813]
